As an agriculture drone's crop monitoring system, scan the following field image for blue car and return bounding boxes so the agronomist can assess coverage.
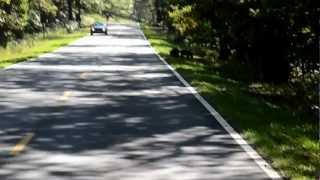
[90,22,108,35]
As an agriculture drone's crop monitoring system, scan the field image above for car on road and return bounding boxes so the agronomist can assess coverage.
[90,22,108,35]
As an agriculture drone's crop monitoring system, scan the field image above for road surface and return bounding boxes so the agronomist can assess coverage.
[0,24,277,179]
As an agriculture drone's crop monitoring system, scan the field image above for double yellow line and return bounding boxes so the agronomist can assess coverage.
[80,72,89,79]
[58,91,73,101]
[58,72,89,101]
[10,133,34,156]
[9,71,90,156]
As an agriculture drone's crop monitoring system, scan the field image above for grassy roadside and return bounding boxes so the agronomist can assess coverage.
[142,25,319,179]
[0,13,134,69]
[0,28,87,68]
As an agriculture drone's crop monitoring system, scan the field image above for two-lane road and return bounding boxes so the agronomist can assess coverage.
[0,24,279,179]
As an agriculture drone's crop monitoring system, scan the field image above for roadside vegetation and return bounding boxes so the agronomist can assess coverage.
[142,24,319,180]
[0,0,134,68]
[0,0,318,179]
[0,28,87,68]
[136,1,318,179]
[0,13,102,69]
[0,11,138,69]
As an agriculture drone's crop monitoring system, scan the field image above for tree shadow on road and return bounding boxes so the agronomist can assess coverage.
[0,25,271,180]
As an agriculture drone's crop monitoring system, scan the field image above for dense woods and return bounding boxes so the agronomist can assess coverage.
[0,0,133,47]
[134,0,319,117]
[135,0,319,82]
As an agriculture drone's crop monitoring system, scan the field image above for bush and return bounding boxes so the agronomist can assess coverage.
[65,21,79,33]
[290,67,319,117]
[81,15,96,27]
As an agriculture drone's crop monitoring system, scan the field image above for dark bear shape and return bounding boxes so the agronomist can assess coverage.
[180,49,193,59]
[170,48,180,57]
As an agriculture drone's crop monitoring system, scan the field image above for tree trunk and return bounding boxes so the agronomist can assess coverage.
[75,0,81,27]
[0,30,8,47]
[154,0,161,24]
[67,0,74,20]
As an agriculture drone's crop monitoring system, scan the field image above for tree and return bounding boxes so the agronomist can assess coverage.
[67,0,73,20]
[162,0,318,83]
[28,0,57,36]
[75,0,81,26]
[0,0,29,47]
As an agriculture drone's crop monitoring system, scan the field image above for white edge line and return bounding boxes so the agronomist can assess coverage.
[138,23,282,179]
[3,33,89,70]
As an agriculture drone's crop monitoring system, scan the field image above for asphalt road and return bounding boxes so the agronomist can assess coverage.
[0,24,276,180]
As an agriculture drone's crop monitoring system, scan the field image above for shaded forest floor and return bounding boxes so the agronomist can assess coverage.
[142,25,319,180]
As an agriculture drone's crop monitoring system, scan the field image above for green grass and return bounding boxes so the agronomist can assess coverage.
[142,25,320,179]
[0,28,88,68]
[0,13,134,68]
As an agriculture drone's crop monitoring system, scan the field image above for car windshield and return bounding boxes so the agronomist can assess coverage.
[94,22,104,26]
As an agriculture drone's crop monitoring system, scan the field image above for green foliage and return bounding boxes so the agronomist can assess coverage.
[0,0,60,46]
[0,0,29,46]
[142,0,318,83]
[82,0,133,17]
[82,0,105,14]
[132,0,155,22]
[27,0,58,32]
[0,27,87,68]
[0,0,135,47]
[168,5,197,36]
[136,0,319,121]
[31,0,57,15]
[65,21,79,33]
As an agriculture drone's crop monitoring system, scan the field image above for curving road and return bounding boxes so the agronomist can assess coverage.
[0,24,279,180]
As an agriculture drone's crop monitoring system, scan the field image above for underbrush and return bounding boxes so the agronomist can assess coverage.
[0,27,87,68]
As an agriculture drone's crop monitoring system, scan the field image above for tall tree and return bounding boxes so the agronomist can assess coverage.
[67,0,73,20]
[75,0,81,26]
[0,0,29,47]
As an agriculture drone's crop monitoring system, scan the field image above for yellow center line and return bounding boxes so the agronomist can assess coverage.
[80,72,89,79]
[59,91,72,101]
[10,133,34,156]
